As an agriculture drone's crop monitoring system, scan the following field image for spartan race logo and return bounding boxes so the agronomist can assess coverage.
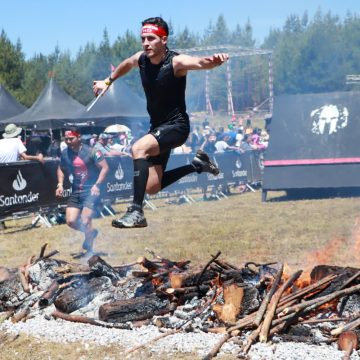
[0,170,39,207]
[311,104,349,135]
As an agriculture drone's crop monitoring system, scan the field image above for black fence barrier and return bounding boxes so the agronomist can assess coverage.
[0,151,262,219]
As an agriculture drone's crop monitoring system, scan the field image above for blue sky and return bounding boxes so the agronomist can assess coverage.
[1,0,359,59]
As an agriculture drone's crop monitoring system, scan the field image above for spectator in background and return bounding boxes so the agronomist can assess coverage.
[108,133,127,153]
[90,134,98,147]
[260,129,270,148]
[46,138,61,158]
[215,134,239,153]
[200,132,217,154]
[215,126,225,140]
[0,124,44,230]
[56,128,109,258]
[95,133,130,156]
[81,134,92,146]
[0,124,44,164]
[202,117,210,129]
[239,134,255,153]
[26,131,43,156]
[235,128,244,147]
[60,136,68,152]
[250,128,267,151]
[189,126,202,153]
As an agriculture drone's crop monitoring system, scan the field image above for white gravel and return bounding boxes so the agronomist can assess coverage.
[2,315,360,359]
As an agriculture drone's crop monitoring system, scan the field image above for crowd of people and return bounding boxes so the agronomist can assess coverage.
[173,114,270,156]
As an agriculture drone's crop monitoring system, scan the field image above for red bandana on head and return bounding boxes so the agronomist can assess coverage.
[65,130,80,138]
[141,24,167,37]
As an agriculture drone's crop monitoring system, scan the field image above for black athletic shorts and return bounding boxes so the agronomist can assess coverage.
[148,122,190,170]
[67,189,101,211]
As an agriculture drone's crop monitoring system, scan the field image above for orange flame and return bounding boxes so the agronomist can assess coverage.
[151,278,163,286]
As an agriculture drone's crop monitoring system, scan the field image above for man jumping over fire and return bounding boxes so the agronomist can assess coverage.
[93,16,229,228]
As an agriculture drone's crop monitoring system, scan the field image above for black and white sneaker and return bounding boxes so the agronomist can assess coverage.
[112,205,147,228]
[192,150,219,175]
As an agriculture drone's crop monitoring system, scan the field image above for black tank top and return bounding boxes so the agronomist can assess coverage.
[138,50,189,128]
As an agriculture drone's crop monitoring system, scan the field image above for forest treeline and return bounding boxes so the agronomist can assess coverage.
[0,10,359,113]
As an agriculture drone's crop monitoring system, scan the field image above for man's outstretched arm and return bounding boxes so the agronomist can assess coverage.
[173,53,229,76]
[92,51,143,96]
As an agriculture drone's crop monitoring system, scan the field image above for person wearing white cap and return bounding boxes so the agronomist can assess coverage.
[0,124,44,164]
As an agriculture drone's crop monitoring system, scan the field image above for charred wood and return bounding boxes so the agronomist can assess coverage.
[54,277,110,313]
[88,255,124,282]
[169,268,217,288]
[38,280,59,308]
[99,294,170,323]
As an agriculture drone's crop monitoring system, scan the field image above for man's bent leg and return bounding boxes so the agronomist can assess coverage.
[161,165,195,190]
[161,150,219,190]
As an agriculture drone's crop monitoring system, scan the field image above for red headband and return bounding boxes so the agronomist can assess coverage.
[141,24,167,37]
[65,130,80,138]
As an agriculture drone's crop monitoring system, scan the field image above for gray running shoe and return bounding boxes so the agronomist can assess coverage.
[112,205,147,228]
[192,150,219,175]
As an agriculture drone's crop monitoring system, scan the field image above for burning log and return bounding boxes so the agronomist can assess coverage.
[145,248,191,270]
[88,255,124,283]
[38,280,59,308]
[196,251,221,286]
[278,283,360,320]
[259,270,302,343]
[54,277,110,313]
[169,268,217,288]
[99,294,170,323]
[213,284,244,323]
[165,284,210,296]
[137,256,162,272]
[254,263,284,326]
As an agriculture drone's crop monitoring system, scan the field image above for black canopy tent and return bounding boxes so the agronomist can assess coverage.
[262,91,360,200]
[0,78,85,130]
[70,78,148,132]
[0,85,26,122]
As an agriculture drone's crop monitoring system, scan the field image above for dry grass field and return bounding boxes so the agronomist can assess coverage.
[1,188,360,359]
[1,188,360,272]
